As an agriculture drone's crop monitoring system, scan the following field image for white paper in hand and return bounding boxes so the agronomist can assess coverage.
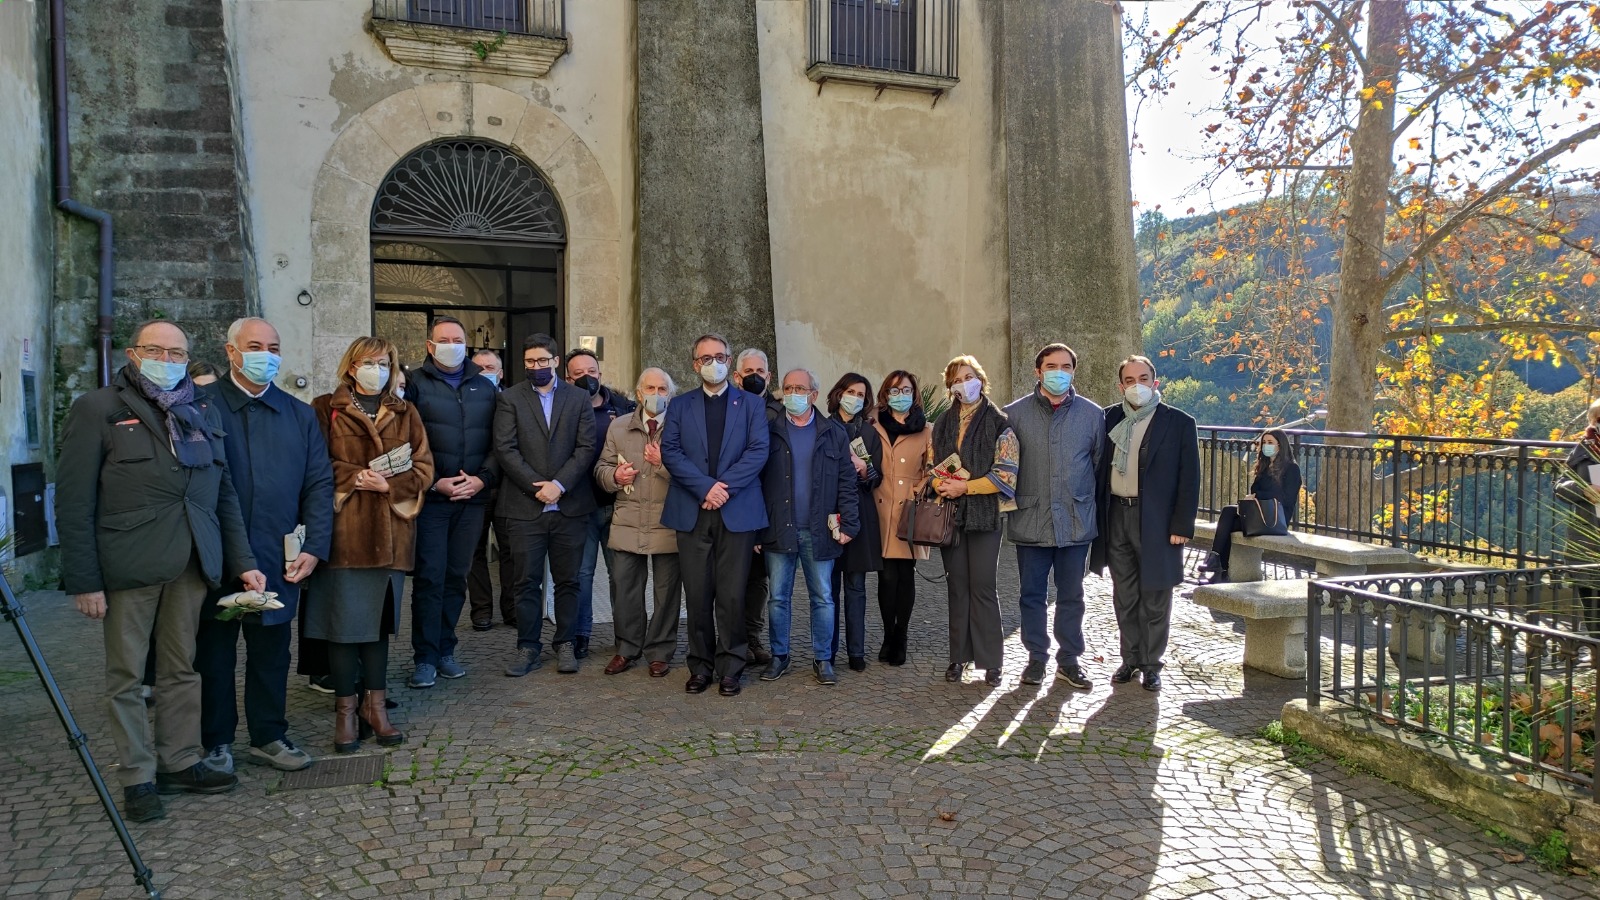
[284,524,306,571]
[368,442,414,477]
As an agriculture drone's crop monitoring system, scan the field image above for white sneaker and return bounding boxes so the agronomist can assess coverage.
[201,744,235,775]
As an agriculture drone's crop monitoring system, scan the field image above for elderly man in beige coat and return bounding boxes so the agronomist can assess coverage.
[595,367,683,677]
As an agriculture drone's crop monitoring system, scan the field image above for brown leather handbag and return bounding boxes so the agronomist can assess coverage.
[897,488,957,548]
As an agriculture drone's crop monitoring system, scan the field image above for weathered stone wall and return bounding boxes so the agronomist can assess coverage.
[0,0,57,578]
[1000,0,1142,407]
[637,0,777,385]
[61,0,249,379]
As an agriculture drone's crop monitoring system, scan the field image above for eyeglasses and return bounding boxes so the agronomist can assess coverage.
[780,385,814,396]
[357,361,390,372]
[886,387,915,398]
[526,357,557,369]
[134,345,190,363]
[694,354,731,367]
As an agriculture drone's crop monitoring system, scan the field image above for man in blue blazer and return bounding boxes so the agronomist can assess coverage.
[193,318,334,775]
[661,333,770,696]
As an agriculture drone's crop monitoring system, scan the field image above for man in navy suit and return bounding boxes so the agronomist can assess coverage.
[660,333,770,696]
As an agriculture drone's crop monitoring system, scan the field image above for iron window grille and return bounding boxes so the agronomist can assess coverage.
[372,0,564,39]
[808,0,958,81]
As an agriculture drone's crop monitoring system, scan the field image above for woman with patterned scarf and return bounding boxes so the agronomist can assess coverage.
[928,355,1018,688]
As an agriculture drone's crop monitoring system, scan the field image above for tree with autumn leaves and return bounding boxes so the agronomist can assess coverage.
[1127,0,1600,441]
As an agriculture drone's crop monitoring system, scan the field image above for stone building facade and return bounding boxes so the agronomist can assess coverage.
[3,0,1141,563]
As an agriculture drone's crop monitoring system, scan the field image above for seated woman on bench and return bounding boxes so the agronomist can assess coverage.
[1202,429,1303,583]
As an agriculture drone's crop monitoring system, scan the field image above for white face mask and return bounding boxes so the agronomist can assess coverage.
[1123,383,1154,408]
[431,342,467,369]
[954,379,982,405]
[700,360,729,386]
[355,363,390,394]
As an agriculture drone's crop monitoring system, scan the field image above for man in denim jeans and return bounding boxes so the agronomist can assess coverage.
[1002,343,1103,689]
[757,368,860,685]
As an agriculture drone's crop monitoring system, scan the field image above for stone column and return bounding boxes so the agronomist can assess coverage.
[1000,0,1141,405]
[636,0,777,384]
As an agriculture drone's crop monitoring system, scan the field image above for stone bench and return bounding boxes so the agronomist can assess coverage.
[1191,579,1312,678]
[1229,530,1415,582]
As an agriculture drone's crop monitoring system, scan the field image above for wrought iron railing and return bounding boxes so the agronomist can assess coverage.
[808,0,959,80]
[372,0,564,38]
[1200,426,1573,566]
[1309,568,1600,796]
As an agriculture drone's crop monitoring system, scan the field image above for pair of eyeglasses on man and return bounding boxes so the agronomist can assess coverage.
[694,354,731,366]
[779,386,815,396]
[526,357,557,369]
[134,345,191,363]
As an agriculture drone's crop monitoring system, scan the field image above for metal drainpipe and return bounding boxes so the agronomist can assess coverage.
[49,0,115,388]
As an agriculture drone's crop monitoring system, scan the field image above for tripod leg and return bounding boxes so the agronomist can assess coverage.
[1,574,162,899]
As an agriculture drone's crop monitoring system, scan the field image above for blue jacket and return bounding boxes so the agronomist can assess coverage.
[758,412,860,560]
[203,378,335,624]
[405,357,501,502]
[660,385,769,534]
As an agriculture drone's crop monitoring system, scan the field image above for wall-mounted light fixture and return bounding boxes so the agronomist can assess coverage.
[577,335,603,360]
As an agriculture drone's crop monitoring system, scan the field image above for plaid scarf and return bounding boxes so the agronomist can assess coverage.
[133,371,213,469]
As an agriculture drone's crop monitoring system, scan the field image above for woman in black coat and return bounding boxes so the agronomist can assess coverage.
[826,373,884,671]
[1203,428,1302,581]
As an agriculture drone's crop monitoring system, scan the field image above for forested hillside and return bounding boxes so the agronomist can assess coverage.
[1137,194,1600,439]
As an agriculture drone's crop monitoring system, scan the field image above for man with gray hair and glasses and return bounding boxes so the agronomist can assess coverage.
[56,319,268,822]
[594,367,684,677]
[756,368,860,685]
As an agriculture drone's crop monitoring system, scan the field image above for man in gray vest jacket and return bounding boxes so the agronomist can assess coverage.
[1002,343,1103,689]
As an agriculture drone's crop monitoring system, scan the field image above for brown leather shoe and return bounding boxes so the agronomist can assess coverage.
[648,661,670,678]
[603,654,633,676]
[333,695,360,753]
[718,675,742,697]
[685,673,711,694]
[359,690,405,747]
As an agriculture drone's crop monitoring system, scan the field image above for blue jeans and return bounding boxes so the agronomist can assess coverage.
[411,498,486,666]
[576,506,614,641]
[766,531,836,661]
[829,567,867,662]
[1016,543,1089,665]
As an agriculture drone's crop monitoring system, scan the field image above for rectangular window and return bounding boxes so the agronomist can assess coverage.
[829,0,917,73]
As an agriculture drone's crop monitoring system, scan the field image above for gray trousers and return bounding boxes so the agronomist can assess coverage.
[939,529,1004,670]
[103,558,208,787]
[611,550,684,663]
[1107,502,1173,669]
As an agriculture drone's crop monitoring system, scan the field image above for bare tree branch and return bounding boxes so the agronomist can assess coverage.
[1125,0,1209,88]
[1379,119,1600,297]
[1304,0,1367,70]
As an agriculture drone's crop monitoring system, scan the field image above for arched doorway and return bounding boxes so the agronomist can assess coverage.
[369,139,565,384]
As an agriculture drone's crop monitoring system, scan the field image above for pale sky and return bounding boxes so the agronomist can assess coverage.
[1121,1,1600,220]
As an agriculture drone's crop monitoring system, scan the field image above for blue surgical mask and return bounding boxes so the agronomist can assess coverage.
[1041,370,1073,396]
[839,395,864,417]
[239,351,280,386]
[1261,443,1278,459]
[783,393,812,417]
[888,394,914,413]
[480,371,499,386]
[139,358,186,391]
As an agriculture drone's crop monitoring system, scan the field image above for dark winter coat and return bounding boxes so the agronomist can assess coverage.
[312,386,435,571]
[56,366,258,594]
[1089,402,1200,592]
[202,378,335,625]
[832,412,884,573]
[757,412,860,561]
[405,357,501,503]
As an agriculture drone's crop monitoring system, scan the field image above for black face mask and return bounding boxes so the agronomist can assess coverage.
[741,374,767,396]
[528,367,554,387]
[575,375,601,396]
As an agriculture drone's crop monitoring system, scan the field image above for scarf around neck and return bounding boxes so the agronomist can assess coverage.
[133,371,213,469]
[877,406,927,441]
[1109,392,1161,475]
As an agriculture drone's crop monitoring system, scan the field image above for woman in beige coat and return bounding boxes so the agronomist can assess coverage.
[594,367,682,677]
[871,369,933,666]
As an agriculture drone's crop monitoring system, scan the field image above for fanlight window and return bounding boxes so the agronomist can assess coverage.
[371,140,566,242]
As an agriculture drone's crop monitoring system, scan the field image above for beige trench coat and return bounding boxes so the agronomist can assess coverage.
[872,420,932,562]
[596,410,677,556]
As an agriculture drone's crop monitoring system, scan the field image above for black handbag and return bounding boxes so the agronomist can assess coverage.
[896,488,957,548]
[1240,495,1288,537]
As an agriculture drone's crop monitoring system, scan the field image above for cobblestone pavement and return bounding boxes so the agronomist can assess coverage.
[2,552,1595,899]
